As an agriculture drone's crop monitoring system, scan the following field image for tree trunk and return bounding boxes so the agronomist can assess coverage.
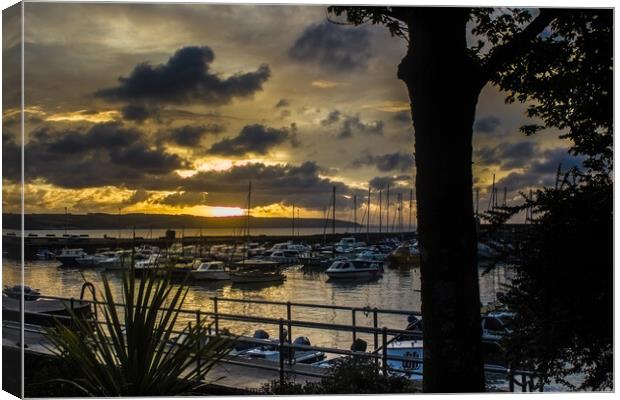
[398,8,486,392]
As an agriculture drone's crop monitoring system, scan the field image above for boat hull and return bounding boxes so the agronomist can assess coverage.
[56,256,80,268]
[190,271,230,281]
[325,270,382,279]
[230,273,285,284]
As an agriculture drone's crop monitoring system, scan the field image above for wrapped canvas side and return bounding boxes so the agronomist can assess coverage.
[2,2,24,398]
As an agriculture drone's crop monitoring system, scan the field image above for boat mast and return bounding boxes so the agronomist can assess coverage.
[379,190,382,233]
[399,193,403,233]
[408,188,413,232]
[332,185,336,235]
[353,195,357,234]
[292,203,295,237]
[367,187,371,242]
[386,185,390,234]
[244,180,251,261]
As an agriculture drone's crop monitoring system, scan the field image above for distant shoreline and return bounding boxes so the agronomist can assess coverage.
[2,213,361,230]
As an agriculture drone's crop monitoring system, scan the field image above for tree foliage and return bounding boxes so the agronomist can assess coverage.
[44,270,232,396]
[326,6,612,391]
[261,356,418,394]
[474,8,612,391]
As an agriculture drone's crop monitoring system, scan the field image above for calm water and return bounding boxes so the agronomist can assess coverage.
[4,260,583,391]
[3,258,511,350]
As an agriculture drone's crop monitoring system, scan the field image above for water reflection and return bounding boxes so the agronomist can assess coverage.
[3,259,513,350]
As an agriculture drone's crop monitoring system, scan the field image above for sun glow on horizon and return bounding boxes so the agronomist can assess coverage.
[209,206,245,217]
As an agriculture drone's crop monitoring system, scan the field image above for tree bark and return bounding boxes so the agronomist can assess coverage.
[398,8,486,392]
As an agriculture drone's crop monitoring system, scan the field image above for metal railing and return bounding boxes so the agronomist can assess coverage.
[6,292,542,392]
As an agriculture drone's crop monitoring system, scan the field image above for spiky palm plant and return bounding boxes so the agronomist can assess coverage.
[45,269,231,396]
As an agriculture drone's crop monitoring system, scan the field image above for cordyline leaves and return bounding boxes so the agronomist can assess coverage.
[44,269,232,396]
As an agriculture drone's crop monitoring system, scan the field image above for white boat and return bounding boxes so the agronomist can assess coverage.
[325,259,383,279]
[242,336,325,364]
[268,241,311,253]
[264,249,303,264]
[56,248,91,268]
[335,237,367,253]
[386,338,424,381]
[94,250,132,270]
[189,261,230,281]
[401,311,513,343]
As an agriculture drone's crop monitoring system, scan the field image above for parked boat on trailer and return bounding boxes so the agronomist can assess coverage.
[325,259,383,280]
[242,335,325,364]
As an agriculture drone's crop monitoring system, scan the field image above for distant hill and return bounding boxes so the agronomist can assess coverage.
[3,213,360,230]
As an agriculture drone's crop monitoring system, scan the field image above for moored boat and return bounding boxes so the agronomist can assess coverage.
[325,259,383,279]
[56,248,92,268]
[189,260,230,281]
[230,259,285,284]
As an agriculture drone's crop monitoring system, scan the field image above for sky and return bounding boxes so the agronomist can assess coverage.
[2,4,584,222]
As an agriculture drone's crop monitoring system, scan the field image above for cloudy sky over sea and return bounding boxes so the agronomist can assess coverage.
[2,4,583,219]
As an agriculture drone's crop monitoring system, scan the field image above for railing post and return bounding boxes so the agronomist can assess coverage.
[286,302,292,343]
[213,297,219,335]
[279,318,285,386]
[373,308,378,352]
[196,310,202,376]
[508,367,515,392]
[286,302,293,365]
[351,309,357,342]
[381,327,388,376]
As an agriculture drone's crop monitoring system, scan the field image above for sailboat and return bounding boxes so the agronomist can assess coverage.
[229,181,286,284]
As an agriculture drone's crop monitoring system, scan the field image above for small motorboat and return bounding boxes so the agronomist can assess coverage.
[242,335,325,364]
[56,248,91,268]
[3,285,41,301]
[387,243,420,268]
[35,248,55,260]
[2,292,91,326]
[189,260,230,281]
[325,259,383,280]
[230,259,285,284]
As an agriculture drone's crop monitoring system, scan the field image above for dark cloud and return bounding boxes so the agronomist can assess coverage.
[157,191,206,207]
[321,110,383,139]
[531,148,585,174]
[493,147,584,192]
[121,104,156,123]
[338,115,384,139]
[474,116,502,134]
[274,98,290,108]
[369,175,412,190]
[288,22,372,72]
[207,124,290,156]
[321,110,341,126]
[96,46,270,105]
[123,189,152,205]
[2,131,21,181]
[353,152,414,172]
[140,161,366,211]
[392,111,412,125]
[11,122,187,189]
[475,141,537,168]
[158,124,225,147]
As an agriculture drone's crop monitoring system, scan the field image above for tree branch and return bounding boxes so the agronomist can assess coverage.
[481,8,561,80]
